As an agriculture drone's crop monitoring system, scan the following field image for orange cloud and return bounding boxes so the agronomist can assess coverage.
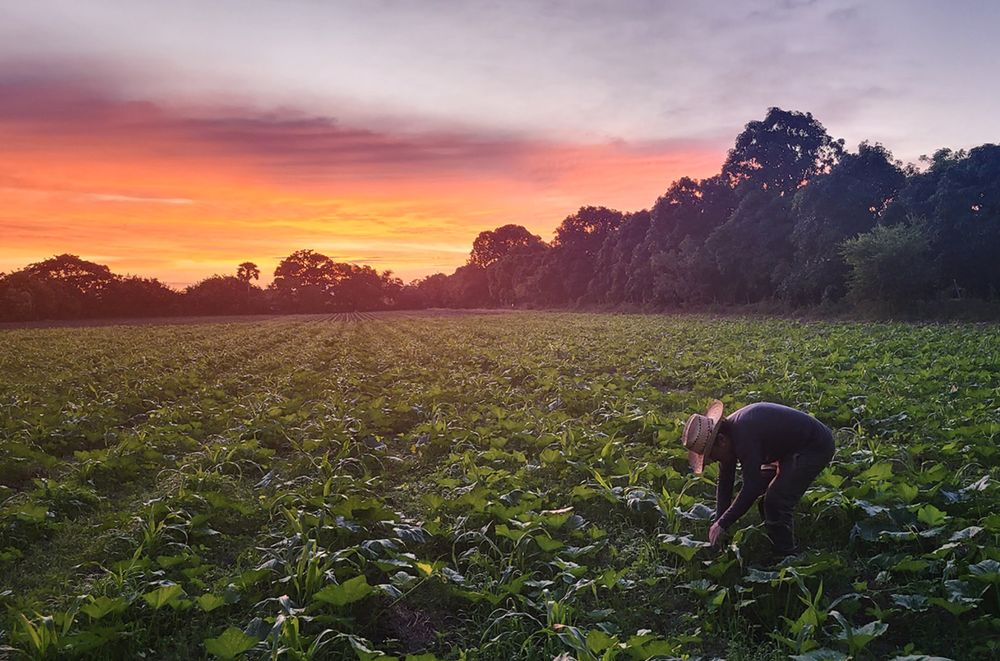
[0,74,725,286]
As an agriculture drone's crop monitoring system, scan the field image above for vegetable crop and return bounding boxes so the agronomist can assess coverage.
[1,312,997,659]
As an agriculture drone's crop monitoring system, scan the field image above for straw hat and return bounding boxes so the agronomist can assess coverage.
[682,399,725,474]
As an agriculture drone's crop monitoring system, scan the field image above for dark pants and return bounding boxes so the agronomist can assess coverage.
[757,429,835,554]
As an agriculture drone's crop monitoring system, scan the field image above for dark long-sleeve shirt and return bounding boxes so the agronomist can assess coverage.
[715,402,830,529]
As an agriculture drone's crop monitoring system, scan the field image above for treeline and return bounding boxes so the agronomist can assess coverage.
[2,107,998,321]
[0,251,404,321]
[415,109,1000,313]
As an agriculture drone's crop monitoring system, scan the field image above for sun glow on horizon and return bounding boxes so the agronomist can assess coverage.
[0,79,724,287]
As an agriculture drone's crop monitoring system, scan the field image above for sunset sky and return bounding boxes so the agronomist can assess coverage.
[2,1,998,287]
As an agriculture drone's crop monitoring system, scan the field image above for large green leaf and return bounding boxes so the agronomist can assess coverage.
[891,594,929,611]
[196,593,228,612]
[857,462,894,482]
[968,559,1000,583]
[313,575,373,607]
[13,503,48,524]
[80,596,129,620]
[142,584,185,609]
[916,504,947,527]
[658,534,710,561]
[533,534,564,552]
[204,627,259,659]
[835,618,888,651]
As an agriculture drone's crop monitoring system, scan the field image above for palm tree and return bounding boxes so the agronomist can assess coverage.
[236,262,260,283]
[236,262,260,305]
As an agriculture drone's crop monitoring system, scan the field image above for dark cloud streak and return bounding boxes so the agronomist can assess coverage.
[0,62,721,188]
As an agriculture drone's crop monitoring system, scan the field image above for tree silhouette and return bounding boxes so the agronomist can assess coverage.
[706,189,795,303]
[268,250,404,312]
[22,254,117,317]
[488,241,549,306]
[894,144,1000,298]
[25,254,116,298]
[0,255,180,320]
[646,176,736,306]
[270,250,340,311]
[588,210,652,304]
[723,108,844,195]
[3,110,998,319]
[105,276,179,317]
[185,275,263,315]
[469,225,544,267]
[552,206,626,302]
[235,261,261,301]
[780,142,905,304]
[236,262,260,283]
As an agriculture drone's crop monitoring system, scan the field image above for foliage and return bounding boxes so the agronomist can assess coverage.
[185,275,266,315]
[469,225,544,268]
[270,249,403,313]
[841,222,936,309]
[722,107,845,195]
[1,312,998,659]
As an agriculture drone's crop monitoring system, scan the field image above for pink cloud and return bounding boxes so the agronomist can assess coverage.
[0,60,727,285]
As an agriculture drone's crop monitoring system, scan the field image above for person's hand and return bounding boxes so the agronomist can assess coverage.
[709,521,724,546]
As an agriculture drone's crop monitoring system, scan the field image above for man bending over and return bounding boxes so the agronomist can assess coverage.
[682,400,835,556]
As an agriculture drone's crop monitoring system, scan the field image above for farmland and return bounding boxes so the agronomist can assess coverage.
[1,312,998,660]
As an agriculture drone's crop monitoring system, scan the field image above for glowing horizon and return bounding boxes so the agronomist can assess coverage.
[3,1,998,287]
[0,75,724,286]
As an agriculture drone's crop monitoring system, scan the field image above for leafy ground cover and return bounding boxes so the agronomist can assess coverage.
[1,311,998,660]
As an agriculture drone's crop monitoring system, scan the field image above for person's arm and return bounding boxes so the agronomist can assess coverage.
[715,458,736,521]
[716,443,766,530]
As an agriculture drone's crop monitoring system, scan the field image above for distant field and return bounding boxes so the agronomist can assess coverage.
[1,312,998,659]
[0,308,512,330]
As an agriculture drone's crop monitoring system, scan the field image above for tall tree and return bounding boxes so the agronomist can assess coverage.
[650,236,719,307]
[722,108,844,195]
[270,249,340,311]
[488,241,549,306]
[648,177,737,242]
[588,210,652,304]
[781,142,906,303]
[469,225,544,267]
[891,145,1000,298]
[553,206,624,253]
[105,276,180,317]
[336,264,386,311]
[552,206,626,303]
[0,271,64,321]
[236,262,260,283]
[25,254,116,298]
[22,254,118,317]
[646,176,736,306]
[705,189,796,304]
[445,264,491,308]
[402,274,450,308]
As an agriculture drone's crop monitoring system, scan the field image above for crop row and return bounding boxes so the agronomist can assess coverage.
[1,313,998,659]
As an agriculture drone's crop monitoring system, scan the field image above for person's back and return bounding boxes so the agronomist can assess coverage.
[722,402,830,463]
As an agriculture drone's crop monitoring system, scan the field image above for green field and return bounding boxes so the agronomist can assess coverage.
[2,312,999,660]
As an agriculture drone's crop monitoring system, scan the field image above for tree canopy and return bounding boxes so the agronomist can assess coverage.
[3,108,998,321]
[722,108,844,195]
[469,225,544,267]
